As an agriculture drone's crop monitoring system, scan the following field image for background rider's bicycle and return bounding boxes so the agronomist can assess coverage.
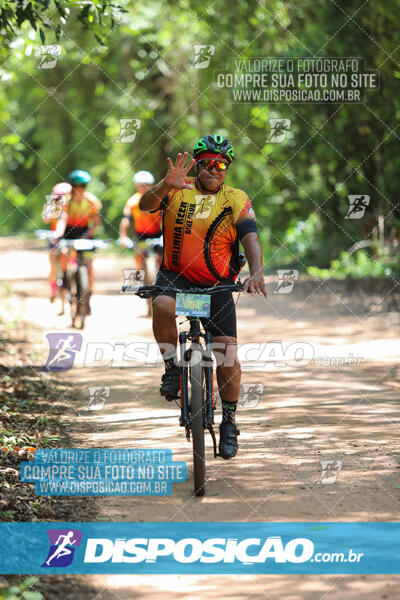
[135,282,243,497]
[36,230,107,329]
[118,236,163,282]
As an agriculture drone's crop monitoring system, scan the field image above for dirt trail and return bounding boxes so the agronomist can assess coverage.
[1,239,400,598]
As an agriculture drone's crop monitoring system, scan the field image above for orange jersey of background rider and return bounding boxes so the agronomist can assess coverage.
[64,190,102,229]
[155,177,258,285]
[124,192,162,239]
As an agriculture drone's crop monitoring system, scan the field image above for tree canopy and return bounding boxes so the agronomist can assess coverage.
[1,0,399,274]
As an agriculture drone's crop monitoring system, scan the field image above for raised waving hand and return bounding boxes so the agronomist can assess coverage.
[164,152,195,189]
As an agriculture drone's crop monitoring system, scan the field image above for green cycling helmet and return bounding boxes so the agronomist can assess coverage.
[193,134,235,163]
[68,169,91,185]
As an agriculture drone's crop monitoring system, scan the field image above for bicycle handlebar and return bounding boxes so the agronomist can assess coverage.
[60,239,109,251]
[117,236,163,250]
[35,230,109,251]
[135,282,244,299]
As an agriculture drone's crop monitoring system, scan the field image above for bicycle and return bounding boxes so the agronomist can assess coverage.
[119,236,163,282]
[36,230,107,329]
[135,281,243,496]
[61,238,100,330]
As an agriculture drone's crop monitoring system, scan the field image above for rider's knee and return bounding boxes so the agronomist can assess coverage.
[212,337,239,370]
[152,295,175,318]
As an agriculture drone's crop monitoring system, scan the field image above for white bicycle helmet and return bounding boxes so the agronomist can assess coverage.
[133,170,155,185]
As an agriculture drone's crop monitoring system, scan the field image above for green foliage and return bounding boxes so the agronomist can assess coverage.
[0,0,399,278]
[308,248,400,279]
[1,576,43,599]
[0,0,125,44]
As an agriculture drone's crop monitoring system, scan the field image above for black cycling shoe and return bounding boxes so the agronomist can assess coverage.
[219,421,240,460]
[160,367,180,400]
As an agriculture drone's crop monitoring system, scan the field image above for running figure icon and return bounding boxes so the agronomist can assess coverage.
[45,531,77,566]
[274,269,299,294]
[345,195,370,219]
[43,332,83,372]
[47,335,78,369]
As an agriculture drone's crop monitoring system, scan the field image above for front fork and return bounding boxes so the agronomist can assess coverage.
[179,331,190,430]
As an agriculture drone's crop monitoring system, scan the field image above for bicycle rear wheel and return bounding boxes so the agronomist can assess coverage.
[69,270,78,328]
[190,348,206,496]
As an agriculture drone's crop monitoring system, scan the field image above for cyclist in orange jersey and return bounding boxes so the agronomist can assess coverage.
[119,171,163,315]
[53,170,102,313]
[139,135,266,459]
[41,182,72,302]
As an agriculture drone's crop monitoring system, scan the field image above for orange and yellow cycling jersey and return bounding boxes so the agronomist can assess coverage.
[124,192,162,237]
[157,177,258,285]
[65,191,102,228]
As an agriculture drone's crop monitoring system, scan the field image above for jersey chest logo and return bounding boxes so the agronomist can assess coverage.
[193,195,217,219]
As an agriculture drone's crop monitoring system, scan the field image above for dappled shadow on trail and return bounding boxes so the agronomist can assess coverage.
[4,244,400,599]
[65,356,400,523]
[26,573,400,600]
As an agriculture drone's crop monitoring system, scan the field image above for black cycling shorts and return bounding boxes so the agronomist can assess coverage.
[154,269,237,338]
[64,225,89,240]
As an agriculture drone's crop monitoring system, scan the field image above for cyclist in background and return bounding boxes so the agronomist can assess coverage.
[53,170,102,314]
[139,135,266,460]
[119,170,163,316]
[41,182,72,302]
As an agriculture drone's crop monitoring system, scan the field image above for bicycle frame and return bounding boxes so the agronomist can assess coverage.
[178,318,218,456]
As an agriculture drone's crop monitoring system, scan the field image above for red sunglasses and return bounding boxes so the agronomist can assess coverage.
[198,159,229,172]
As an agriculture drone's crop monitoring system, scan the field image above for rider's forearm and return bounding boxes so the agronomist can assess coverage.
[139,178,172,211]
[119,217,130,237]
[87,215,101,238]
[54,213,67,238]
[241,232,264,276]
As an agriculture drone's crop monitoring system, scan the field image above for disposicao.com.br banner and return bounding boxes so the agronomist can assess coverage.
[1,522,400,575]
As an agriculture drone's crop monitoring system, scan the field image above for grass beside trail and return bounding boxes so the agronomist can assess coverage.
[0,283,96,597]
[0,283,95,522]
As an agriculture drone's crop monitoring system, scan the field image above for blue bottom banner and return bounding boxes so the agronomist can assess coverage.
[1,522,399,574]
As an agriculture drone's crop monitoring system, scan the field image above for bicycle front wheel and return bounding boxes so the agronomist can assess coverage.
[76,265,90,329]
[190,348,206,496]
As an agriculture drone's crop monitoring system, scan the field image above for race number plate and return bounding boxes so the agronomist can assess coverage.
[175,293,211,317]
